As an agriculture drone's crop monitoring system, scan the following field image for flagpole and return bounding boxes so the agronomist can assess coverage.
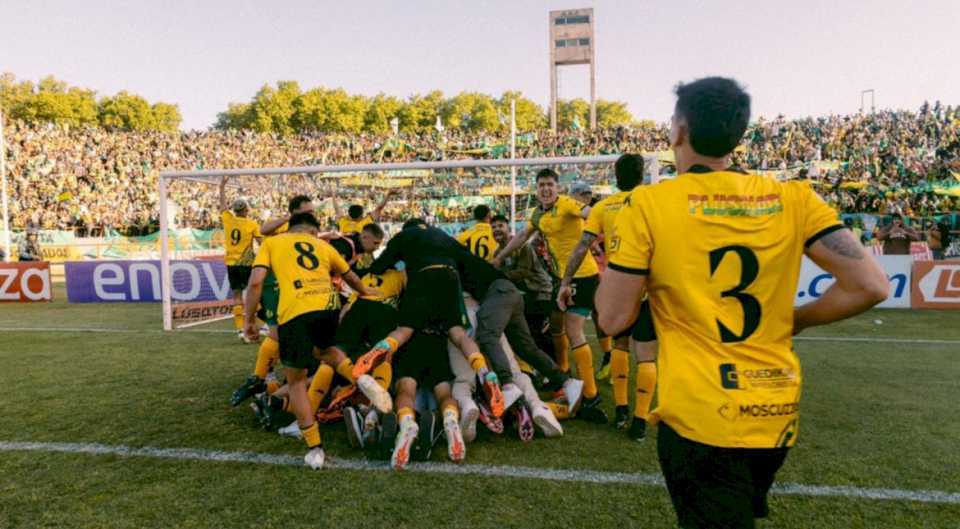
[509,99,517,235]
[0,109,10,262]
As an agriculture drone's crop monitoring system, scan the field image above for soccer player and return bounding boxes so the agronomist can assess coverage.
[559,154,657,439]
[493,169,605,422]
[230,194,315,407]
[456,204,498,262]
[218,176,261,342]
[242,211,392,470]
[336,190,394,235]
[351,219,507,417]
[596,77,889,528]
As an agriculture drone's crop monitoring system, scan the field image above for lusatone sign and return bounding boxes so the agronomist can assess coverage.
[0,262,53,302]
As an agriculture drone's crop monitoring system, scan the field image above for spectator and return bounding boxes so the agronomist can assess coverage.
[18,231,42,261]
[876,214,922,255]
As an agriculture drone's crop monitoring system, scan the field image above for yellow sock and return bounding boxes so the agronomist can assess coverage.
[634,361,657,419]
[517,358,535,375]
[373,362,392,390]
[572,343,597,398]
[552,333,569,372]
[545,401,571,420]
[253,336,279,379]
[232,305,244,330]
[468,352,488,372]
[611,348,630,406]
[300,422,322,449]
[443,403,459,421]
[398,406,415,423]
[598,336,613,355]
[266,380,281,394]
[308,365,335,413]
[381,336,400,353]
[336,358,355,383]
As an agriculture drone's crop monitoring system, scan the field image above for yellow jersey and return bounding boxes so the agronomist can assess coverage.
[348,269,406,308]
[338,215,373,235]
[456,222,498,262]
[609,167,842,449]
[221,211,261,266]
[528,195,598,279]
[584,190,631,249]
[253,232,350,324]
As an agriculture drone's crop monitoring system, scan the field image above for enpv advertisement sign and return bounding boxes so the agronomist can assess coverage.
[65,260,230,303]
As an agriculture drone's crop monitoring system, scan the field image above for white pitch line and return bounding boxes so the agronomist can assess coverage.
[794,336,960,345]
[1,441,958,505]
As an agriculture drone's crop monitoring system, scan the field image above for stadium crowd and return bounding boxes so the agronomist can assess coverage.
[3,102,958,236]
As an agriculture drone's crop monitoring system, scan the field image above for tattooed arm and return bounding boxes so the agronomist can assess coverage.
[557,232,597,310]
[794,228,889,334]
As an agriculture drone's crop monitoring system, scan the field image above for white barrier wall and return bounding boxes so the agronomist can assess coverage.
[794,255,912,309]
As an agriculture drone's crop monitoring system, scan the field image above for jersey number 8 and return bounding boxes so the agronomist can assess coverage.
[295,242,320,270]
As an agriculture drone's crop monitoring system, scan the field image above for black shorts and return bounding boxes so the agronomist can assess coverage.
[227,265,252,291]
[278,310,340,369]
[336,299,399,359]
[619,299,656,341]
[553,274,599,315]
[657,422,789,529]
[395,332,454,390]
[398,266,466,333]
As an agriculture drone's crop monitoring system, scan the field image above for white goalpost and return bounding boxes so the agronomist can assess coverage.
[158,154,659,331]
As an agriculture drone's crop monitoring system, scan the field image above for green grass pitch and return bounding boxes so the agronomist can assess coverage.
[1,286,958,528]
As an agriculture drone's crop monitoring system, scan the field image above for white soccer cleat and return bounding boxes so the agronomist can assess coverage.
[444,413,466,462]
[562,378,584,413]
[304,446,325,470]
[532,404,564,438]
[278,420,303,439]
[391,417,419,471]
[502,383,523,411]
[357,374,393,414]
[460,403,480,443]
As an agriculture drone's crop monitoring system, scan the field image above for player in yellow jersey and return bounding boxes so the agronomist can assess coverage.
[456,205,498,262]
[494,169,606,423]
[559,154,658,440]
[336,190,394,235]
[596,77,889,528]
[218,177,262,341]
[242,212,392,470]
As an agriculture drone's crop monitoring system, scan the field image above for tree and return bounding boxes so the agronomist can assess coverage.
[248,81,302,134]
[441,92,500,132]
[214,102,254,130]
[557,98,591,130]
[98,91,157,130]
[294,88,368,133]
[596,99,633,128]
[363,93,403,134]
[498,91,547,132]
[399,90,444,133]
[151,103,182,132]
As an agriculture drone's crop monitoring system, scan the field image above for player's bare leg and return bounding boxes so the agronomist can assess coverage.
[433,383,465,462]
[353,326,414,378]
[316,345,392,413]
[392,377,419,470]
[449,325,506,417]
[284,366,325,469]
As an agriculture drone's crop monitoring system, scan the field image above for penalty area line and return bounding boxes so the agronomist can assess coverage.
[0,326,233,334]
[0,441,958,505]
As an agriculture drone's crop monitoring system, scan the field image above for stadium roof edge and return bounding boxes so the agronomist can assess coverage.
[159,155,622,179]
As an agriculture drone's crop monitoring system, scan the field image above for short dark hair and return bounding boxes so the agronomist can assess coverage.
[614,154,644,191]
[491,214,509,224]
[536,168,559,182]
[348,204,364,220]
[473,204,491,222]
[287,195,312,213]
[674,77,750,157]
[288,212,320,229]
[402,218,427,230]
[362,223,385,239]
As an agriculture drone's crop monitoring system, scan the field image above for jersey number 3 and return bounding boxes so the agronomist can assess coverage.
[295,242,320,270]
[709,245,761,343]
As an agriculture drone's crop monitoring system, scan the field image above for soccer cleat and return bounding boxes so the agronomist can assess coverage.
[531,404,563,438]
[327,384,357,411]
[413,412,437,462]
[479,370,505,418]
[614,406,630,430]
[238,329,256,344]
[352,342,392,379]
[514,400,535,442]
[576,395,608,424]
[230,375,265,406]
[391,417,419,471]
[502,383,523,411]
[344,406,364,448]
[460,404,480,443]
[444,414,466,462]
[278,420,303,439]
[596,355,612,380]
[357,374,393,413]
[628,418,647,442]
[250,393,279,431]
[477,400,504,434]
[562,378,584,413]
[304,446,325,470]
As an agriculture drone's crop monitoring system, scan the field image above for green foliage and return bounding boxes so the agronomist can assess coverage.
[499,91,547,131]
[596,99,633,128]
[557,98,591,130]
[0,72,180,130]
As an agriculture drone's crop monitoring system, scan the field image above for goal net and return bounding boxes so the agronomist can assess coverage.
[157,154,664,330]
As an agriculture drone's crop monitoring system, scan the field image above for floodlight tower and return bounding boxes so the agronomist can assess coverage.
[549,8,596,131]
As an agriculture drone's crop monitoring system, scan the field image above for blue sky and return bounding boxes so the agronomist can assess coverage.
[2,0,957,130]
